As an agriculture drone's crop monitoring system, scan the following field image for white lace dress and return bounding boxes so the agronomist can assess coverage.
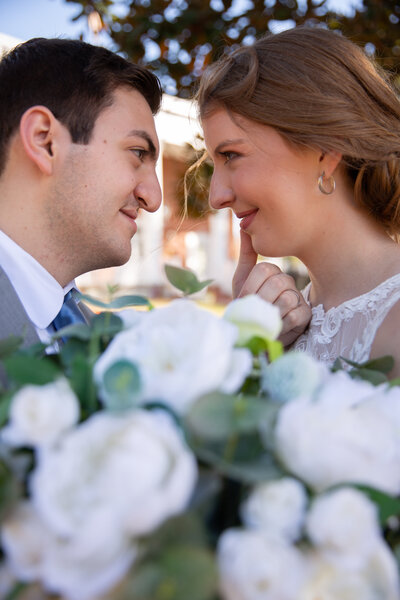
[292,273,400,366]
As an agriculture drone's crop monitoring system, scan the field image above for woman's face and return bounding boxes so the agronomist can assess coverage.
[202,108,324,258]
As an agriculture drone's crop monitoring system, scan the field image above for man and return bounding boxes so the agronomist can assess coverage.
[0,37,162,347]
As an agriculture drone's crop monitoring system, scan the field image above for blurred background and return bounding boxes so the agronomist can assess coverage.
[1,0,399,304]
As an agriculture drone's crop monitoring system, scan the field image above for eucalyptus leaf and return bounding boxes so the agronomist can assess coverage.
[164,264,213,296]
[78,292,151,310]
[67,355,95,414]
[102,360,142,411]
[3,355,61,386]
[52,323,92,341]
[185,392,276,442]
[91,312,124,337]
[193,443,283,484]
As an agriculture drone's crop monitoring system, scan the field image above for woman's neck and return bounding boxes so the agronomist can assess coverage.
[300,212,400,311]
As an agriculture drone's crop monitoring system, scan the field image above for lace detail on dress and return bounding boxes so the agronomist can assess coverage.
[292,273,400,366]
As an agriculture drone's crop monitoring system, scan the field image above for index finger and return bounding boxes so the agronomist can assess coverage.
[232,230,258,298]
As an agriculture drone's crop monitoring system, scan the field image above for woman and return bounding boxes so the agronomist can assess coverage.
[197,26,400,374]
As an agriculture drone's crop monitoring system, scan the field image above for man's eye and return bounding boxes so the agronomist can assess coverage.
[131,148,146,160]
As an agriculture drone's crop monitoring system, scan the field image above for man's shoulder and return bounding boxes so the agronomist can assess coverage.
[0,266,40,347]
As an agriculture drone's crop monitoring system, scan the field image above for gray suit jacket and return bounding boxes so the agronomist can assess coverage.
[0,266,93,387]
[0,266,40,348]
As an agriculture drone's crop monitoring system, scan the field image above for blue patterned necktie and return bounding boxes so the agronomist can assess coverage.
[52,289,86,340]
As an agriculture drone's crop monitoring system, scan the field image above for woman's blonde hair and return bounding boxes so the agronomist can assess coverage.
[196,26,400,234]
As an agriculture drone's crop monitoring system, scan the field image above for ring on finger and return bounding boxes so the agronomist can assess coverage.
[283,289,302,307]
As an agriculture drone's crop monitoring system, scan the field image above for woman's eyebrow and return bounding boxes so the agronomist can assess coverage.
[214,139,247,153]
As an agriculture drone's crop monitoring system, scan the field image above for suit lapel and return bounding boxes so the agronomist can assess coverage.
[0,266,40,348]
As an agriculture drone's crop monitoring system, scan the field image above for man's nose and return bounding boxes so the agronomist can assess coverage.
[135,171,162,213]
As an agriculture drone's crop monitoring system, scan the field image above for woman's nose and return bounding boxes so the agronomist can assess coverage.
[208,173,234,210]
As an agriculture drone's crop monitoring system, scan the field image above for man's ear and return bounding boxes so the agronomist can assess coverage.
[318,150,343,177]
[19,106,58,175]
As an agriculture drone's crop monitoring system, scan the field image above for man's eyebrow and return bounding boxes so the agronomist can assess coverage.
[214,139,247,153]
[127,129,158,159]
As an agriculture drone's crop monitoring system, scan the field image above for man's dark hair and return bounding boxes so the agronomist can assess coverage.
[0,37,163,174]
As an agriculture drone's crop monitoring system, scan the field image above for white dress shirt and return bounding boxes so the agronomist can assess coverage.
[0,230,75,344]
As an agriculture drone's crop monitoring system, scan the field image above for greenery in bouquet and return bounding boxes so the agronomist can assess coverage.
[0,265,400,600]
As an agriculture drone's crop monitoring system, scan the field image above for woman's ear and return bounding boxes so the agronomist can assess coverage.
[19,106,57,175]
[319,150,342,177]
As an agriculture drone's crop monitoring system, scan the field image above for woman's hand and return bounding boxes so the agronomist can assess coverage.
[233,231,311,347]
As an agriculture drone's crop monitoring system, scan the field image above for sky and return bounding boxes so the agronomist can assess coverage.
[0,0,363,44]
[0,0,102,43]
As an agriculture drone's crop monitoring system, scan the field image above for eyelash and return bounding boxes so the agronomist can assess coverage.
[130,148,147,161]
[220,151,238,164]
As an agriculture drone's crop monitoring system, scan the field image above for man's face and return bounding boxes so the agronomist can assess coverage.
[46,87,161,278]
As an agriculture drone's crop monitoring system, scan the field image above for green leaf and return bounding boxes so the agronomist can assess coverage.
[91,312,124,337]
[0,335,24,360]
[102,360,142,410]
[120,546,217,600]
[52,323,92,341]
[331,357,344,372]
[354,485,400,525]
[3,581,30,600]
[185,392,277,442]
[265,338,284,361]
[0,392,13,427]
[0,458,21,521]
[362,355,394,374]
[164,264,213,296]
[3,355,61,386]
[78,292,151,310]
[192,441,283,484]
[349,368,388,385]
[339,355,394,374]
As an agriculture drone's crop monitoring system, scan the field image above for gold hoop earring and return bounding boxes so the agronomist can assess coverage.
[318,171,336,195]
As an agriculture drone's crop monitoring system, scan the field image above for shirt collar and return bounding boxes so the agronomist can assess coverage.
[0,230,75,329]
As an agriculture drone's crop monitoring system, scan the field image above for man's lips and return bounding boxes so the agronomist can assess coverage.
[236,209,258,230]
[120,208,138,232]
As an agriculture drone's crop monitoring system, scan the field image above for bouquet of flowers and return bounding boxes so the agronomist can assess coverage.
[0,266,400,600]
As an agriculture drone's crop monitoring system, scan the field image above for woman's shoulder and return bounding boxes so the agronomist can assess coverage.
[370,298,400,378]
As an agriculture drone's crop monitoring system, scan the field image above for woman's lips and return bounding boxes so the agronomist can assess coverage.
[238,209,258,230]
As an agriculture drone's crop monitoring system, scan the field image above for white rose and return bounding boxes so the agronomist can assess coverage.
[299,546,400,600]
[261,351,328,403]
[224,295,282,345]
[42,510,135,600]
[0,378,79,448]
[95,299,252,414]
[241,478,307,543]
[2,501,136,600]
[218,529,308,600]
[31,409,197,539]
[306,488,381,569]
[275,371,400,494]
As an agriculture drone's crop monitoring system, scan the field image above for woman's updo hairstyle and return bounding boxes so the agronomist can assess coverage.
[196,27,400,235]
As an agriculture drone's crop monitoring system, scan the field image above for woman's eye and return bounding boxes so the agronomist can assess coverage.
[221,151,237,163]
